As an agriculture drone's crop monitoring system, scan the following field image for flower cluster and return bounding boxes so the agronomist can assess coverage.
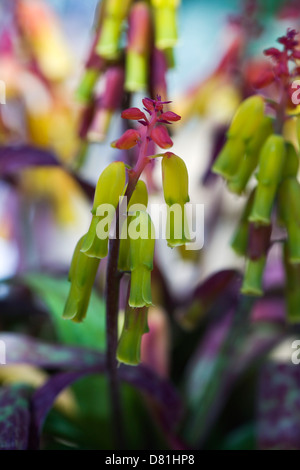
[212,30,300,322]
[64,96,190,364]
[76,0,180,152]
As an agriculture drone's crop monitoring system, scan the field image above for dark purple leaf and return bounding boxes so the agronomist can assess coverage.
[0,384,32,450]
[177,269,240,329]
[258,362,300,450]
[0,333,102,369]
[184,298,284,447]
[0,145,59,176]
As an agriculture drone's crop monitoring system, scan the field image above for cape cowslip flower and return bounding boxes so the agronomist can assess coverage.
[125,2,151,92]
[117,305,148,366]
[278,178,300,264]
[128,211,155,308]
[227,95,265,141]
[118,180,149,273]
[249,134,286,225]
[162,152,190,247]
[63,237,100,322]
[96,0,133,59]
[111,129,141,150]
[151,0,180,50]
[81,162,126,259]
[88,66,125,142]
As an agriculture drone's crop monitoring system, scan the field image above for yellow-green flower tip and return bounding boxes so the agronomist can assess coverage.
[63,236,100,322]
[227,95,265,141]
[117,307,148,366]
[248,184,277,226]
[282,143,299,181]
[212,138,245,180]
[125,51,148,92]
[166,203,191,248]
[256,134,286,185]
[162,153,189,206]
[76,69,99,103]
[92,161,126,215]
[129,267,153,308]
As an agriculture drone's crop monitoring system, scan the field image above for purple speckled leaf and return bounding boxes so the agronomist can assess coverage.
[258,362,300,450]
[0,145,59,176]
[0,333,102,369]
[0,334,182,447]
[0,384,32,450]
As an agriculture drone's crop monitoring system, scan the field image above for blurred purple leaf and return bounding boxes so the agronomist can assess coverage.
[0,384,32,450]
[184,298,285,447]
[0,334,182,447]
[0,145,59,176]
[177,269,241,329]
[258,362,300,450]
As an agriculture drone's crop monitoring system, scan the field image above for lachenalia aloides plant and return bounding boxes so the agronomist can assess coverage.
[62,95,190,444]
[212,28,300,323]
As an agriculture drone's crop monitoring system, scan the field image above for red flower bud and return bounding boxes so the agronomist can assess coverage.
[143,97,155,112]
[121,107,147,120]
[159,111,181,122]
[151,125,173,149]
[111,129,141,149]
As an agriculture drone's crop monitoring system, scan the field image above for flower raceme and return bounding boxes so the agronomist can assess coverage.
[212,30,300,318]
[63,96,189,361]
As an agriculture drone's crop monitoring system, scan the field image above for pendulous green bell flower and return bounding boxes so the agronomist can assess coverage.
[212,137,245,181]
[63,236,100,322]
[278,177,300,264]
[240,256,266,297]
[227,95,265,142]
[96,0,133,59]
[284,243,300,323]
[128,211,155,308]
[118,180,149,272]
[231,190,255,256]
[117,306,149,365]
[281,142,299,180]
[125,2,151,92]
[161,152,190,247]
[81,161,126,259]
[249,134,286,225]
[227,116,273,195]
[151,0,180,50]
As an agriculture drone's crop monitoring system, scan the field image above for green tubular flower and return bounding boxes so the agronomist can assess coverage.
[212,138,245,181]
[117,306,149,365]
[284,244,300,322]
[76,69,100,103]
[96,0,133,59]
[281,142,299,180]
[128,211,155,308]
[240,256,266,297]
[249,134,286,225]
[125,2,151,92]
[118,180,149,272]
[162,153,190,246]
[82,162,126,259]
[151,0,180,50]
[278,178,300,263]
[227,96,265,141]
[231,190,255,256]
[227,117,273,195]
[63,237,100,322]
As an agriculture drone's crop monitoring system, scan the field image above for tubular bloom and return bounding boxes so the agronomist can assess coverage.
[151,0,180,50]
[212,29,300,320]
[63,237,100,322]
[64,96,186,367]
[162,152,190,247]
[81,161,126,259]
[128,210,155,308]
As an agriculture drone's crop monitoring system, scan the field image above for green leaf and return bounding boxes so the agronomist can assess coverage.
[22,273,106,351]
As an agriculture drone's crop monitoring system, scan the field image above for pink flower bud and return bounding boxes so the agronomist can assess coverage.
[111,129,141,149]
[127,2,151,55]
[101,66,124,110]
[121,107,147,120]
[151,125,173,149]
